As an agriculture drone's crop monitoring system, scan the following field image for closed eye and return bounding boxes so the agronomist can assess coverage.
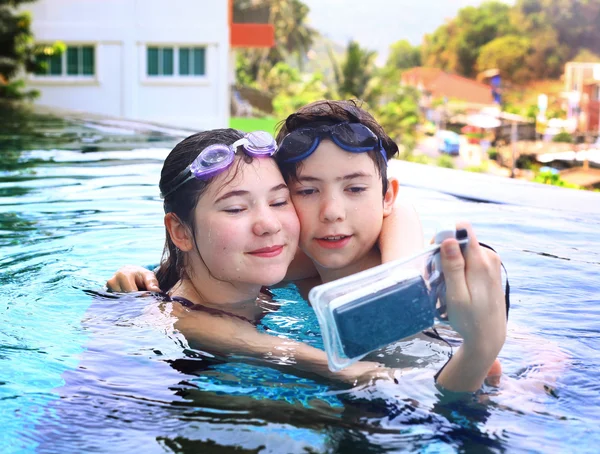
[346,186,367,194]
[271,199,289,207]
[295,188,317,196]
[223,207,246,214]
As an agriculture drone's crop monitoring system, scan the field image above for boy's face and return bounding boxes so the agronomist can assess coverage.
[288,140,392,278]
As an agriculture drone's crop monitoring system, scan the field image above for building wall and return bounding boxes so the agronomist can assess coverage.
[26,0,230,130]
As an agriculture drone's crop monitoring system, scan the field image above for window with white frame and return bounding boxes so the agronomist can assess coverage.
[146,46,206,77]
[35,45,95,77]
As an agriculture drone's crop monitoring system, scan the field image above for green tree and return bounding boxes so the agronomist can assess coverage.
[422,1,514,77]
[329,40,378,101]
[385,39,421,71]
[476,35,531,83]
[235,0,317,87]
[373,86,421,155]
[263,61,301,94]
[510,0,600,78]
[272,70,329,119]
[0,0,42,100]
[512,0,600,56]
[420,21,458,72]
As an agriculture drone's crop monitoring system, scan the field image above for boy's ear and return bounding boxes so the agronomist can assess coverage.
[383,177,400,217]
[164,213,194,251]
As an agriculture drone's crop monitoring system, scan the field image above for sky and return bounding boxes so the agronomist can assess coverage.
[302,0,514,64]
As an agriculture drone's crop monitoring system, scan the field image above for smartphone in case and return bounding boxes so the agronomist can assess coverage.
[330,273,434,358]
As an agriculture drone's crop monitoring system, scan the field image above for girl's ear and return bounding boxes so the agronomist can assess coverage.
[164,213,194,252]
[383,177,400,217]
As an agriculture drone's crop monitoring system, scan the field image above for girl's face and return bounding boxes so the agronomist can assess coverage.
[190,157,299,287]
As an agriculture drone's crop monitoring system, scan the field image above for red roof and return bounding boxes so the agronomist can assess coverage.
[402,67,494,105]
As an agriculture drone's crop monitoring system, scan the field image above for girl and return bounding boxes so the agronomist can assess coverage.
[153,127,394,385]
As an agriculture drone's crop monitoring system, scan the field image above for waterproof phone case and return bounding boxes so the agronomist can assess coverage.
[309,232,468,371]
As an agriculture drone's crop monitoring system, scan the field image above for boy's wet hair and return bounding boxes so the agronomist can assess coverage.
[157,128,250,291]
[275,100,399,195]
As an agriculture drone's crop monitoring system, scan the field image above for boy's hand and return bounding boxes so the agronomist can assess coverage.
[436,222,507,391]
[106,266,160,292]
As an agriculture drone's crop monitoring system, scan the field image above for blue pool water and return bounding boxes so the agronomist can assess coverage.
[1,111,600,453]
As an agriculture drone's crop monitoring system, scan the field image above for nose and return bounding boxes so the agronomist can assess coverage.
[252,207,282,236]
[319,196,345,223]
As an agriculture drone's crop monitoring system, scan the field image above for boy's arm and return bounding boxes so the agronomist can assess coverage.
[107,251,318,293]
[434,222,507,392]
[379,197,424,263]
[106,265,160,292]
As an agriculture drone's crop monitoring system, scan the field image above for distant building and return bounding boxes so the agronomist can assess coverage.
[401,67,496,108]
[25,0,273,130]
[564,62,600,133]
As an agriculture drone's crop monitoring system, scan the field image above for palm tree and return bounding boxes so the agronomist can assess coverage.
[235,0,317,87]
[329,40,378,101]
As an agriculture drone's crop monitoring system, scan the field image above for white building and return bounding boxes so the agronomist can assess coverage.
[25,0,273,130]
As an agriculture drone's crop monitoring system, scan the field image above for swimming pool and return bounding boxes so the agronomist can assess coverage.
[1,111,599,453]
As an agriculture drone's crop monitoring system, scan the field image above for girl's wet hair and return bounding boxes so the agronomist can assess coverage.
[275,99,399,195]
[157,128,248,291]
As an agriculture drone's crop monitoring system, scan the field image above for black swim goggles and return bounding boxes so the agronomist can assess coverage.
[277,123,386,164]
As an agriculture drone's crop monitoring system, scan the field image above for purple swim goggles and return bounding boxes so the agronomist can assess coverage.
[161,131,277,198]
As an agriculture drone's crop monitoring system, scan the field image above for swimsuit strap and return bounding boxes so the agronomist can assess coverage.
[165,294,259,325]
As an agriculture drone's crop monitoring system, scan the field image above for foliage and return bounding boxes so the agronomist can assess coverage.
[487,147,499,160]
[403,153,432,165]
[372,86,421,155]
[436,155,455,168]
[516,154,537,170]
[263,61,302,94]
[546,106,566,120]
[511,0,600,59]
[421,1,515,77]
[0,1,43,100]
[235,0,317,88]
[385,40,421,71]
[476,35,531,84]
[534,170,581,189]
[465,161,489,173]
[525,104,539,120]
[420,0,600,84]
[329,40,378,102]
[235,52,256,88]
[552,131,573,143]
[271,70,330,119]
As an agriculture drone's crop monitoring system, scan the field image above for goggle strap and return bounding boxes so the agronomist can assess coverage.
[160,167,194,199]
[378,139,387,161]
[231,138,249,152]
